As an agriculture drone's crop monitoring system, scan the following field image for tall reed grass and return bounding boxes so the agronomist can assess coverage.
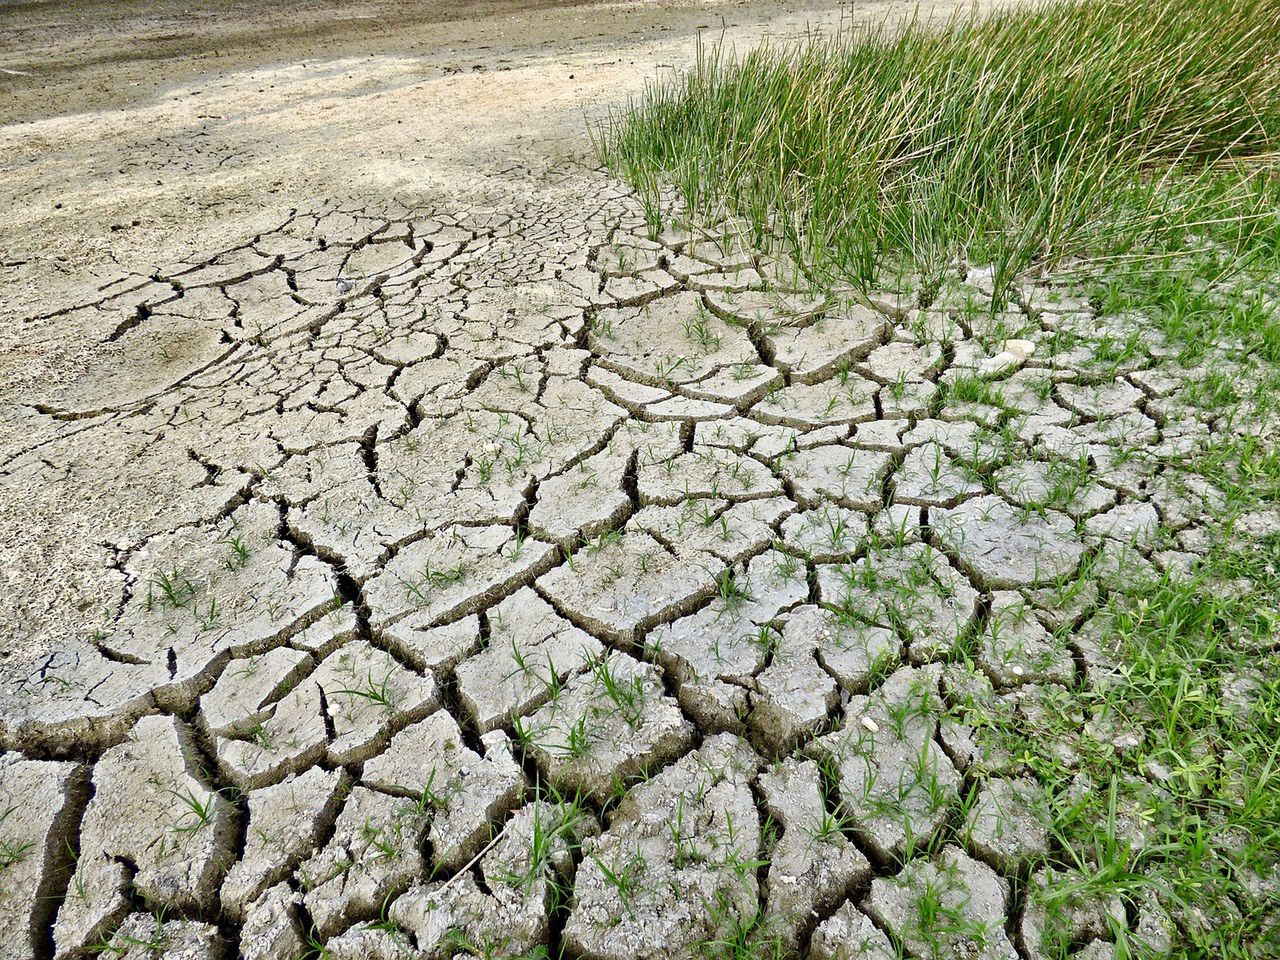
[598,0,1280,294]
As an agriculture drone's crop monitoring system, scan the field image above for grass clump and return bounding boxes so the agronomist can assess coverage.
[598,0,1280,295]
[982,541,1280,956]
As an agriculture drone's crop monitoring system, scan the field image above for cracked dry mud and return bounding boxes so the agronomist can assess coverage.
[0,152,1258,960]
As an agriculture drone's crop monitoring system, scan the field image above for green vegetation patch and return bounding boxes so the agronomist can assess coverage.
[601,3,1280,955]
[598,0,1280,296]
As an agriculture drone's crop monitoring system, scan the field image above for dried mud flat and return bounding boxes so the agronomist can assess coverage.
[1,1,1270,959]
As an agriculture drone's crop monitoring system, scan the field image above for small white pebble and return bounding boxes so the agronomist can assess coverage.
[860,716,879,733]
[1004,338,1036,358]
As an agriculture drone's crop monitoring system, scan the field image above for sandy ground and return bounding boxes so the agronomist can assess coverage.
[0,0,946,400]
[0,0,949,667]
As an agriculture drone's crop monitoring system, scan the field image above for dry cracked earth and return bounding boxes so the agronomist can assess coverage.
[2,84,1269,955]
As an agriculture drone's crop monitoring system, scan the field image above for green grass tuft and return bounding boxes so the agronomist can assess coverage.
[598,0,1280,296]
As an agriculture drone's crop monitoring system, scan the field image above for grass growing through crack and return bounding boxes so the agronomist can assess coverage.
[598,2,1280,941]
[597,0,1280,299]
[961,531,1280,955]
[0,806,34,873]
[92,910,170,956]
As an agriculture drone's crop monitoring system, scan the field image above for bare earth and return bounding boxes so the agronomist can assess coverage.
[0,0,1220,958]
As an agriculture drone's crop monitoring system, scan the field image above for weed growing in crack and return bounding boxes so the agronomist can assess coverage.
[411,768,448,815]
[299,927,331,960]
[197,595,220,631]
[147,567,198,611]
[243,720,273,750]
[0,806,33,872]
[505,528,529,562]
[402,560,469,605]
[683,302,722,352]
[165,786,217,836]
[714,568,754,612]
[809,804,852,845]
[364,895,412,941]
[698,892,786,960]
[585,529,623,555]
[746,624,780,659]
[593,849,647,914]
[560,715,593,759]
[359,817,401,861]
[332,666,399,711]
[589,654,647,728]
[223,530,250,570]
[911,871,989,957]
[92,909,170,956]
